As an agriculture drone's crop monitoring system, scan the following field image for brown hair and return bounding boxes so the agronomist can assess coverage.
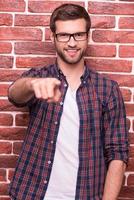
[50,4,91,33]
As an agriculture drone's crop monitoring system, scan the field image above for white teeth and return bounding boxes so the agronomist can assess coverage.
[67,50,77,52]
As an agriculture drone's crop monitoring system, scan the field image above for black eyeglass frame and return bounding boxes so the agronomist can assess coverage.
[54,32,89,42]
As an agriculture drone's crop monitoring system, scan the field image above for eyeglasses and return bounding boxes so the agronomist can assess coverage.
[55,32,88,42]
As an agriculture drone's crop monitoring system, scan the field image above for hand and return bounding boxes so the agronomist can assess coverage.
[29,78,61,103]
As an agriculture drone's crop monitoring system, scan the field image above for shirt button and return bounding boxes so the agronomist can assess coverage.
[60,101,63,106]
[48,160,51,164]
[64,83,67,87]
[44,180,47,184]
[83,81,86,84]
[50,140,54,144]
[54,121,58,125]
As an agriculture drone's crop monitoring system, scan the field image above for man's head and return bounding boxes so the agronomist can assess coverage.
[50,4,91,65]
[50,3,91,33]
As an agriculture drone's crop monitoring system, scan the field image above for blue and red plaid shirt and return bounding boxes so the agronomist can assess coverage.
[8,63,128,200]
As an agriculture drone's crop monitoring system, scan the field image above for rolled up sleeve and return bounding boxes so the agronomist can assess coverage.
[103,82,129,165]
[8,68,41,107]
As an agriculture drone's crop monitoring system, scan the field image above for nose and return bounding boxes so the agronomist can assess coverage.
[68,36,77,47]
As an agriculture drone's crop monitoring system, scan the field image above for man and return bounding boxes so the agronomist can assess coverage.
[8,3,128,200]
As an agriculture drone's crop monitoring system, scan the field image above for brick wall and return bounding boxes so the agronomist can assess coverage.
[0,0,134,199]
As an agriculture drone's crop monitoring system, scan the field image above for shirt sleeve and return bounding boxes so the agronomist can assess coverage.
[103,82,129,165]
[8,68,41,107]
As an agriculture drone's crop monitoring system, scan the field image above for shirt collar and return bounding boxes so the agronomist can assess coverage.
[53,60,90,81]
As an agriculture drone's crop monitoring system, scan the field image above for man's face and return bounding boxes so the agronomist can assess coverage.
[51,19,89,65]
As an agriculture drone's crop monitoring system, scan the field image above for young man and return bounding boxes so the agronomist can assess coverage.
[8,3,128,200]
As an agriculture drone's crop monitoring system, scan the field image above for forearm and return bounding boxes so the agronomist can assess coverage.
[9,78,34,104]
[102,160,126,200]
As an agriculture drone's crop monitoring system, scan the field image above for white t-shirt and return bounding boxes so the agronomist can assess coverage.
[44,87,79,200]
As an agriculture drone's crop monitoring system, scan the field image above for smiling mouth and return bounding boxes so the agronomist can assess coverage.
[65,49,80,57]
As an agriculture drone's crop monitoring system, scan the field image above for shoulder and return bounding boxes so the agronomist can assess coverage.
[88,68,120,104]
[89,68,118,88]
[21,64,56,78]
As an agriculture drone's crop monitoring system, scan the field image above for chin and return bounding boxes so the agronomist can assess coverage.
[64,56,83,64]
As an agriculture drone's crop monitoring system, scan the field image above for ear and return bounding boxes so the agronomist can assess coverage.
[50,32,55,43]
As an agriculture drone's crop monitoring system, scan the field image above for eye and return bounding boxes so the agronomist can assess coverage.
[75,32,85,37]
[58,33,69,38]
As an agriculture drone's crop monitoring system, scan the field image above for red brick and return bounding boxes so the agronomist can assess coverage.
[129,147,134,159]
[0,42,12,54]
[28,1,84,13]
[15,42,55,55]
[0,169,6,182]
[8,169,15,182]
[16,56,56,68]
[88,2,134,15]
[0,0,25,12]
[13,142,23,155]
[126,118,130,131]
[119,46,134,58]
[0,156,18,168]
[45,28,51,40]
[0,127,26,140]
[15,14,50,26]
[119,30,134,43]
[0,183,9,195]
[0,56,13,68]
[86,45,116,57]
[0,84,9,97]
[0,69,24,81]
[128,174,134,187]
[119,17,134,29]
[91,16,115,28]
[0,113,13,126]
[129,133,134,145]
[0,27,42,41]
[105,74,134,87]
[125,104,134,116]
[122,175,126,187]
[0,197,11,200]
[0,99,27,112]
[133,120,134,132]
[0,142,12,154]
[119,186,134,198]
[0,14,12,26]
[15,113,29,126]
[92,30,134,43]
[127,158,134,171]
[120,88,131,102]
[86,59,132,73]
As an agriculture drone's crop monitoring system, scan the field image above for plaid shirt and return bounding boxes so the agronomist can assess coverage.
[8,63,128,200]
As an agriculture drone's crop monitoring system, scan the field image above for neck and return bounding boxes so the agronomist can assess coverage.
[57,58,85,78]
[57,58,85,90]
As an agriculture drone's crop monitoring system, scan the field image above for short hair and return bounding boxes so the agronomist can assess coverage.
[50,3,91,33]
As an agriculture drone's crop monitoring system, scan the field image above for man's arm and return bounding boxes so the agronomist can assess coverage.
[9,78,35,104]
[102,82,129,200]
[102,160,126,200]
[8,77,61,104]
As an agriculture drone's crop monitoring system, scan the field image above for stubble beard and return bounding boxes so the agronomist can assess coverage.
[56,48,86,65]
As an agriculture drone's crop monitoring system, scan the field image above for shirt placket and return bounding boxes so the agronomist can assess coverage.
[41,78,69,198]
